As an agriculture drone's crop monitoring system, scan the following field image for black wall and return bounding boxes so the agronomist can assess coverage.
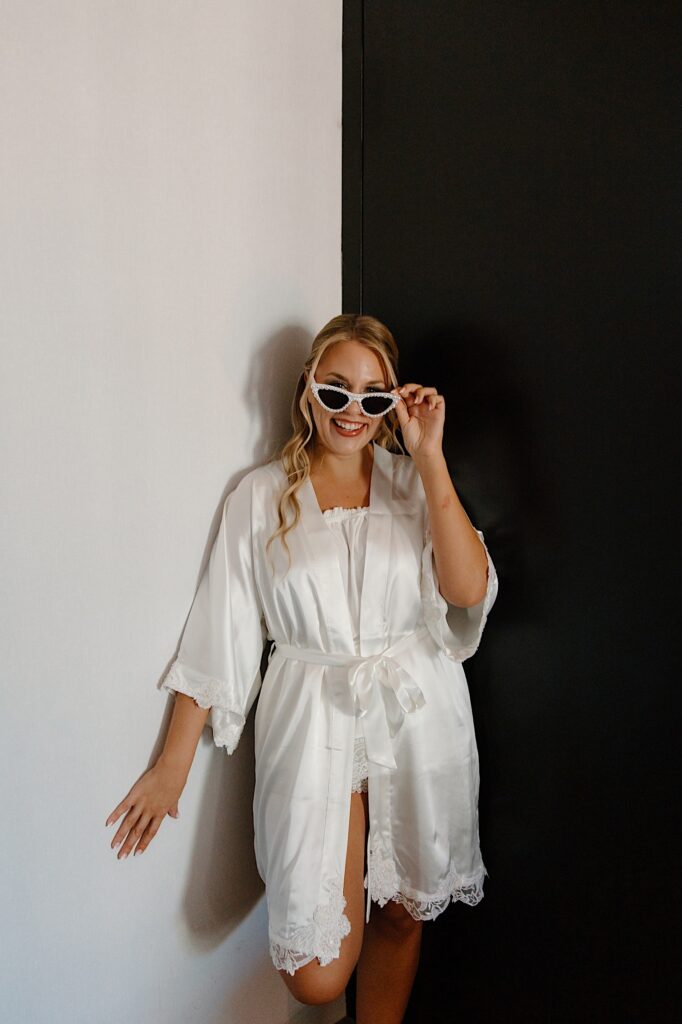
[343,3,680,1021]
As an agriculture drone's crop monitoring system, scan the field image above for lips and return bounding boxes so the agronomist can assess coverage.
[332,418,367,435]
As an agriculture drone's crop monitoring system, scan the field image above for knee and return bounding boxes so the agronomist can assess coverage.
[278,965,349,1006]
[374,898,423,938]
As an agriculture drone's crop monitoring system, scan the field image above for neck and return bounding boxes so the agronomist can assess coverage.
[310,439,374,479]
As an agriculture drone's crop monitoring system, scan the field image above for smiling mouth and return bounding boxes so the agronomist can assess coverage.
[332,418,367,431]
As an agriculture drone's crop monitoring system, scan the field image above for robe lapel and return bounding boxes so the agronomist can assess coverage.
[358,442,419,654]
[357,442,393,653]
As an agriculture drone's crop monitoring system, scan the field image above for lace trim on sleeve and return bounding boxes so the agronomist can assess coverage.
[159,659,246,755]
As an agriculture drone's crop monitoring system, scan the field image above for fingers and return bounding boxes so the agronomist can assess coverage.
[110,805,143,857]
[106,766,184,859]
[105,798,131,828]
[116,811,153,860]
[135,815,164,855]
[394,384,441,411]
[107,800,174,858]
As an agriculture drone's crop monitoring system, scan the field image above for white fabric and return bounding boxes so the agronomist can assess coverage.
[322,504,371,794]
[350,735,369,793]
[159,441,499,975]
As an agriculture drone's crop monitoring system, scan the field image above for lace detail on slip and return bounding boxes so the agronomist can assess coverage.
[322,505,370,516]
[364,846,487,920]
[351,734,369,794]
[269,876,351,976]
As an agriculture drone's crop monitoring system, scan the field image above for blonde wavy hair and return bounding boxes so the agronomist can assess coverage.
[264,313,406,575]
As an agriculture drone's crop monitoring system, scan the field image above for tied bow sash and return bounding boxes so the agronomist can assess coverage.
[268,624,430,926]
[269,625,429,772]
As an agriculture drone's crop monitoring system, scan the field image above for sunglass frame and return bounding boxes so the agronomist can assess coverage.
[310,380,399,418]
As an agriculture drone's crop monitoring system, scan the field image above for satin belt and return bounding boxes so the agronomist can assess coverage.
[269,624,430,926]
[270,624,429,772]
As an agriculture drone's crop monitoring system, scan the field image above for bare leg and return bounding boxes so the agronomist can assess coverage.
[355,892,423,1023]
[276,789,368,1005]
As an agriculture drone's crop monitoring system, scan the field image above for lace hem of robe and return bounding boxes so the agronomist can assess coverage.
[269,877,351,975]
[365,846,487,919]
[269,854,487,976]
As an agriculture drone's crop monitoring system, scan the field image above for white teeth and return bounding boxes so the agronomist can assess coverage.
[333,419,365,430]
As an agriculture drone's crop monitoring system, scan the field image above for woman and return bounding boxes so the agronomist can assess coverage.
[105,314,499,1022]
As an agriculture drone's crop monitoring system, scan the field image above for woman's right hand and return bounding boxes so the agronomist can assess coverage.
[105,758,187,859]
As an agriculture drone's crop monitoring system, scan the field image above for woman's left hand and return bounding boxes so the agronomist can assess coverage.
[391,383,445,461]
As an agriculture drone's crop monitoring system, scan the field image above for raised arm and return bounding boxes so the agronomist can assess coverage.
[415,449,489,607]
[392,381,488,607]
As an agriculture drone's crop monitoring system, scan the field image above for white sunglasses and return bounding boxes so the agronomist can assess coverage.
[310,377,400,418]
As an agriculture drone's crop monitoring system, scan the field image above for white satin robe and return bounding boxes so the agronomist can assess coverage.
[159,440,499,975]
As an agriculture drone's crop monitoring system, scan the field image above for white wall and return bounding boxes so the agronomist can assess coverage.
[0,3,344,1022]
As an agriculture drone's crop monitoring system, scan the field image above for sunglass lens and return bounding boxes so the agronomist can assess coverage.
[361,395,394,415]
[317,387,349,411]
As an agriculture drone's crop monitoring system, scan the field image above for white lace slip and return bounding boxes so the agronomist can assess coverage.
[321,505,369,514]
[269,876,351,975]
[322,504,371,796]
[351,734,369,794]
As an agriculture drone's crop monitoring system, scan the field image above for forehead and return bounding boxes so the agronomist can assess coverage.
[317,340,385,381]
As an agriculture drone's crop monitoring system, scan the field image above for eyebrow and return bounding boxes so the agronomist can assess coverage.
[323,372,386,387]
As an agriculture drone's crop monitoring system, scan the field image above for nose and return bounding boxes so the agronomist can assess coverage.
[340,398,367,421]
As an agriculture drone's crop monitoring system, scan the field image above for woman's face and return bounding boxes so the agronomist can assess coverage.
[304,340,389,455]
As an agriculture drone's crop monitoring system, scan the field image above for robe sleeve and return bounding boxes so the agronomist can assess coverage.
[157,474,267,754]
[420,503,499,662]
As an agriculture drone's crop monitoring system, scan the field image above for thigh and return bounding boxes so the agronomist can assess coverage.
[341,787,369,961]
[277,788,369,1004]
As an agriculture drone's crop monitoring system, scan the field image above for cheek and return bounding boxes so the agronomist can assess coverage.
[309,401,324,426]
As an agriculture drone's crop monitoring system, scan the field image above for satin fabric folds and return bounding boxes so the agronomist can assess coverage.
[159,441,499,976]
